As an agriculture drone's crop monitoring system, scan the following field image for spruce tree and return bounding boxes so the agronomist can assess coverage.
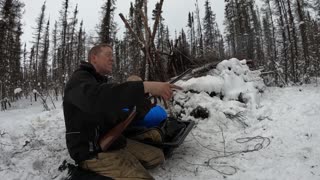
[39,20,50,89]
[99,0,116,44]
[32,1,46,86]
[203,0,224,60]
[0,0,24,100]
[187,12,196,56]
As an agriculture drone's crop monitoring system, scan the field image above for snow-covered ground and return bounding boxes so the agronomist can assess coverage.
[152,83,320,180]
[0,99,69,180]
[0,59,319,180]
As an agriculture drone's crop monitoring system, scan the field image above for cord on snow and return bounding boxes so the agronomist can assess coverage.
[190,127,271,177]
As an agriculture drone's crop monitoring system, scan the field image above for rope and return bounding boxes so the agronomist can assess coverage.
[189,130,271,176]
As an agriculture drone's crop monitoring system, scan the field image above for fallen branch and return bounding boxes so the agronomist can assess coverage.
[119,13,144,47]
[218,125,226,156]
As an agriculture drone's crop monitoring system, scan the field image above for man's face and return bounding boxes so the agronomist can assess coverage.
[91,46,113,75]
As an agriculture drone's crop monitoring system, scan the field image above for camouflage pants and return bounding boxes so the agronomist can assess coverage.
[81,139,165,180]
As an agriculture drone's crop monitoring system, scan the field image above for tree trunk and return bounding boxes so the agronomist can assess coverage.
[296,0,310,80]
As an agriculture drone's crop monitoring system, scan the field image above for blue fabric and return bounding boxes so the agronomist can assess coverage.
[123,105,167,128]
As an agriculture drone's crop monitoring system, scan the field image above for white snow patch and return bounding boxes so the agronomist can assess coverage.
[176,75,224,94]
[14,88,22,94]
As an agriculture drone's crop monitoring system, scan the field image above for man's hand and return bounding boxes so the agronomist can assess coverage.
[136,98,154,120]
[143,82,182,100]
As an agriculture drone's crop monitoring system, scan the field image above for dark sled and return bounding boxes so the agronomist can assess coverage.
[138,118,195,157]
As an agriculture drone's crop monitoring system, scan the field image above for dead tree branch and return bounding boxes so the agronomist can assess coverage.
[119,13,144,47]
[119,0,167,81]
[151,0,164,43]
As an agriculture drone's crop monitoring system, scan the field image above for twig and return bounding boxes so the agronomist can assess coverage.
[260,71,275,76]
[218,125,226,156]
[12,147,42,156]
[0,130,7,137]
[48,93,56,109]
[36,90,50,111]
[225,112,249,128]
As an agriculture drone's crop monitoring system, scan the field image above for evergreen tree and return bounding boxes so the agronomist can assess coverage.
[66,4,79,76]
[170,29,191,75]
[224,0,237,57]
[11,20,23,93]
[51,21,59,97]
[99,0,116,44]
[249,3,264,63]
[0,0,24,100]
[273,0,289,83]
[39,20,50,89]
[261,0,277,72]
[128,0,144,78]
[58,0,69,87]
[295,0,310,81]
[75,20,86,66]
[284,0,299,82]
[152,2,165,52]
[203,0,224,60]
[195,0,203,57]
[187,12,196,56]
[32,1,46,85]
[308,14,320,80]
[22,43,27,83]
[203,0,215,50]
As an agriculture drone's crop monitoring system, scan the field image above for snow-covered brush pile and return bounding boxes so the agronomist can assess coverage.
[173,58,265,124]
[150,58,271,179]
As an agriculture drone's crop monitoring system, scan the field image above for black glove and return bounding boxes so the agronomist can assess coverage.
[135,98,155,120]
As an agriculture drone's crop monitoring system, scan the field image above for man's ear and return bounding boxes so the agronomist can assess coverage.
[90,54,97,64]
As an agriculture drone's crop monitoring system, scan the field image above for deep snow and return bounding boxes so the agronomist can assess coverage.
[0,59,319,180]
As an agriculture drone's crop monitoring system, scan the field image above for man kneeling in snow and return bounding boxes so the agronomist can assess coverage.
[63,43,181,179]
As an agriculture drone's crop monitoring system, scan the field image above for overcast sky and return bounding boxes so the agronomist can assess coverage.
[21,0,226,48]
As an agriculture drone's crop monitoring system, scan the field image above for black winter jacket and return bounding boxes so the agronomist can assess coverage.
[63,61,145,163]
